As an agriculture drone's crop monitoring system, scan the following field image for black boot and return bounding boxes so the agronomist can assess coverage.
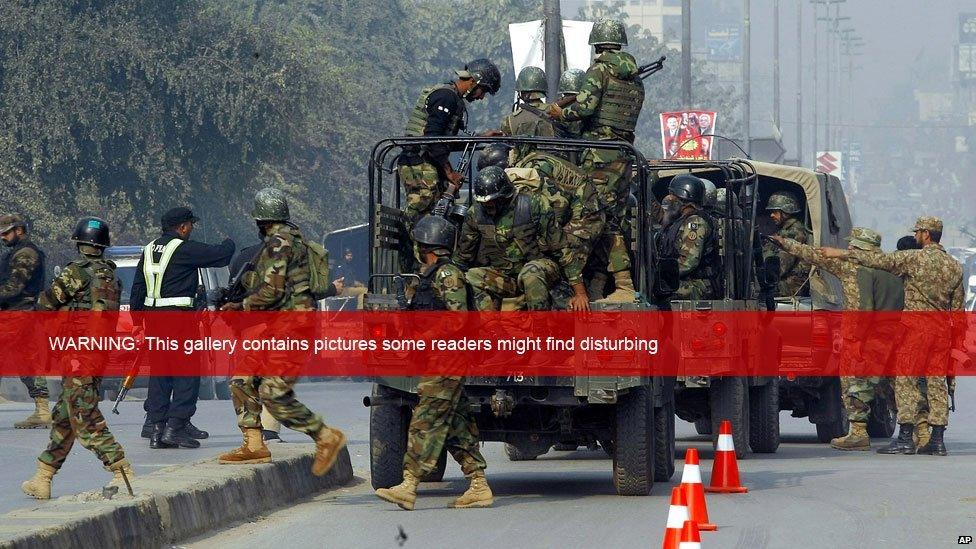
[160,420,201,449]
[916,425,947,456]
[184,421,209,440]
[141,418,156,439]
[877,423,916,455]
[149,422,176,449]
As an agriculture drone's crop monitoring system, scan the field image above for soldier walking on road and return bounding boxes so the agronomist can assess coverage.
[218,188,347,477]
[22,217,134,499]
[0,214,52,429]
[822,216,965,456]
[763,192,812,298]
[375,215,492,510]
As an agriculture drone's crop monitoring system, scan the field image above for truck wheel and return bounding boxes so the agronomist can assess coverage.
[710,378,749,459]
[694,418,712,435]
[815,379,847,443]
[369,385,410,489]
[867,395,896,438]
[613,386,655,495]
[748,381,780,453]
[504,443,539,461]
[654,398,676,481]
[420,450,447,482]
[553,443,579,451]
[214,379,232,401]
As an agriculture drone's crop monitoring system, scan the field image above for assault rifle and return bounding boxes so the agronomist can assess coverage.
[112,351,144,415]
[431,141,476,221]
[208,250,261,308]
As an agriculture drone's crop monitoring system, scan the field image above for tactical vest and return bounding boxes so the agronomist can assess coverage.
[0,240,46,306]
[410,258,451,311]
[659,209,721,292]
[142,238,192,308]
[283,227,313,298]
[505,105,557,138]
[405,84,465,137]
[63,257,122,311]
[591,72,644,135]
[472,193,540,273]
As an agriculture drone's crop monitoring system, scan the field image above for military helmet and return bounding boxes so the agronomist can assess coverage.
[476,143,512,171]
[765,191,801,214]
[411,215,457,251]
[474,166,515,203]
[668,174,705,207]
[0,213,27,234]
[459,58,502,95]
[558,69,586,96]
[589,18,628,47]
[516,66,547,93]
[701,179,718,209]
[71,216,111,248]
[251,187,290,221]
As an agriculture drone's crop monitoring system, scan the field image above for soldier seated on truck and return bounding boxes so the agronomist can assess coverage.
[656,175,721,300]
[763,191,812,298]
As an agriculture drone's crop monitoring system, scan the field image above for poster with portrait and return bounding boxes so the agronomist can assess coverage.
[660,110,718,160]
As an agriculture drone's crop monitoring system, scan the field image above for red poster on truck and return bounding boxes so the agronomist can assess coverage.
[660,110,717,160]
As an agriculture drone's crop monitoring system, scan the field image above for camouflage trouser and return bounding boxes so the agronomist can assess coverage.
[21,376,49,399]
[891,327,950,426]
[404,376,486,478]
[39,376,124,470]
[399,162,442,227]
[466,259,561,311]
[844,376,882,423]
[675,279,710,300]
[230,374,325,437]
[581,151,631,276]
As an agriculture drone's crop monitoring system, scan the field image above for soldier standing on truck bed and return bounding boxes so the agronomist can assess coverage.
[763,192,812,297]
[375,215,492,511]
[499,66,550,137]
[771,227,905,451]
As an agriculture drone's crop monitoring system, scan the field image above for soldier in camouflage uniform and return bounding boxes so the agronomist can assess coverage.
[549,19,645,302]
[0,214,52,429]
[375,216,492,511]
[22,217,135,500]
[763,192,812,297]
[772,227,905,450]
[219,188,347,476]
[822,216,965,456]
[656,175,719,300]
[399,59,501,227]
[499,66,550,137]
[557,69,586,138]
[455,167,587,311]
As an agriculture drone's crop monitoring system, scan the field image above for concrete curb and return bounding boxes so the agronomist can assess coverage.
[0,444,353,549]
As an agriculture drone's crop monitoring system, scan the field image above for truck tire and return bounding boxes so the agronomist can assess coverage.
[694,418,712,435]
[504,443,539,461]
[613,386,655,496]
[748,381,780,453]
[867,395,896,439]
[710,378,749,459]
[369,385,410,490]
[420,450,447,482]
[815,379,847,443]
[553,443,579,451]
[654,399,676,481]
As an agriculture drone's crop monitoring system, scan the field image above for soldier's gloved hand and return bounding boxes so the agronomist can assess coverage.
[568,282,590,313]
[220,301,244,311]
[547,103,563,119]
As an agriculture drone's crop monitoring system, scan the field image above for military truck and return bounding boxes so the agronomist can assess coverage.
[363,135,675,496]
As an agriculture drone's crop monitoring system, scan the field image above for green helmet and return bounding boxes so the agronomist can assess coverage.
[516,66,547,93]
[251,187,290,221]
[589,18,628,47]
[558,69,586,95]
[765,192,801,215]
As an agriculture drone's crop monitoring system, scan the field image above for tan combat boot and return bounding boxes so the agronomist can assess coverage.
[915,420,931,448]
[218,428,272,464]
[15,398,52,429]
[21,461,57,500]
[375,470,420,511]
[830,422,870,451]
[452,471,494,509]
[311,426,347,476]
[105,458,136,493]
[599,271,636,303]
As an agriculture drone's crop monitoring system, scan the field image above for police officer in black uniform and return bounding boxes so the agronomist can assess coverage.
[131,207,235,449]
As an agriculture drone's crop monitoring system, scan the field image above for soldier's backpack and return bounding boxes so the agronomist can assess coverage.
[305,241,332,300]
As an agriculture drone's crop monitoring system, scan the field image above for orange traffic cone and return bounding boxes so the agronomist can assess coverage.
[705,420,748,494]
[679,520,702,549]
[680,448,717,530]
[662,487,689,549]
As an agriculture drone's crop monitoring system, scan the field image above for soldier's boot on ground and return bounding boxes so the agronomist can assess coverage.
[830,421,870,451]
[218,429,272,464]
[914,420,931,448]
[452,471,494,509]
[21,461,57,500]
[105,458,136,492]
[877,423,916,455]
[599,271,636,303]
[916,425,947,456]
[15,398,52,429]
[311,426,347,476]
[374,470,419,511]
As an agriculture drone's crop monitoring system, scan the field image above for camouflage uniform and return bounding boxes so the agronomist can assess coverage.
[658,209,718,300]
[764,217,812,297]
[35,252,126,470]
[455,191,577,310]
[0,234,49,399]
[847,218,965,427]
[403,259,486,478]
[500,96,551,137]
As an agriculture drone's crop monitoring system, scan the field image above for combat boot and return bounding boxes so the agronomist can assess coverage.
[21,461,57,500]
[914,420,931,448]
[218,429,272,464]
[452,471,494,509]
[15,398,52,429]
[599,271,636,303]
[916,425,947,456]
[374,470,419,511]
[830,422,870,451]
[312,426,347,476]
[877,423,916,455]
[105,458,136,493]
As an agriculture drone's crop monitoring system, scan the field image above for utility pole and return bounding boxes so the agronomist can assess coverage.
[743,0,751,155]
[773,0,781,130]
[682,0,692,107]
[811,0,819,161]
[543,0,562,101]
[819,0,847,151]
[795,0,803,166]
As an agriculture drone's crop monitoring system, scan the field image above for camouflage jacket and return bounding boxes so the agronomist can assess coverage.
[36,254,122,312]
[560,51,644,143]
[501,97,554,137]
[416,258,469,311]
[764,217,812,296]
[0,239,44,310]
[244,223,315,311]
[848,243,964,312]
